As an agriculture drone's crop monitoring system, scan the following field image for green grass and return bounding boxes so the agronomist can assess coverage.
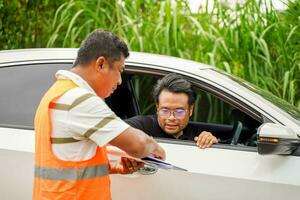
[45,0,299,111]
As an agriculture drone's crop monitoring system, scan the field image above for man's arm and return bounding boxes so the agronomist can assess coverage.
[109,126,165,160]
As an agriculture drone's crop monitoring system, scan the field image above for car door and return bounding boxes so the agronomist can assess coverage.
[110,67,300,200]
[111,141,300,200]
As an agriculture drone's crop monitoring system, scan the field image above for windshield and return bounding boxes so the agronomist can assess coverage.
[215,69,300,121]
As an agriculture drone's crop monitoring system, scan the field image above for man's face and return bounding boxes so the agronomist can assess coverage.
[156,90,193,137]
[96,55,125,98]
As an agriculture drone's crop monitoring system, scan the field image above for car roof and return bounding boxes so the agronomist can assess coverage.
[0,48,213,72]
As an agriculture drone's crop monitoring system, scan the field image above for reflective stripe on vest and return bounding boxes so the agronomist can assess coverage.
[35,164,109,181]
[33,79,111,200]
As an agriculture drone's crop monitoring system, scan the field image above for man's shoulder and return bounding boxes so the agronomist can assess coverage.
[59,86,103,104]
[125,115,156,125]
[52,86,108,116]
[124,115,161,136]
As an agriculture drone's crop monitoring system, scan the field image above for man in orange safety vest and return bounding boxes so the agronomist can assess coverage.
[33,30,165,200]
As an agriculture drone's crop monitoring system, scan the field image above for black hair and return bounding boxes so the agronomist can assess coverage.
[73,29,129,67]
[152,73,196,106]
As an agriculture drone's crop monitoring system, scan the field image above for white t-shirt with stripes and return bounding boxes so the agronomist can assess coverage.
[50,70,129,161]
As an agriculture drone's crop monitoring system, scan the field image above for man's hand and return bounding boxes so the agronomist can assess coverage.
[110,157,144,174]
[194,131,218,149]
[151,143,166,160]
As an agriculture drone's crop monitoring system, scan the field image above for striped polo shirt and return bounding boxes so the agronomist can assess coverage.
[50,70,129,161]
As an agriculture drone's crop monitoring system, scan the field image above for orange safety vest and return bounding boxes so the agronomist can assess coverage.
[33,79,111,200]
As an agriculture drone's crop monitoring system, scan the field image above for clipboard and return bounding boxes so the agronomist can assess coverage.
[141,156,187,171]
[107,146,187,171]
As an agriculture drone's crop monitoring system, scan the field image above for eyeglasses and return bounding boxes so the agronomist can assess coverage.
[157,108,187,119]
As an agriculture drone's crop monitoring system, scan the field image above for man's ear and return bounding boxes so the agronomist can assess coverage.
[96,56,105,71]
[189,105,194,117]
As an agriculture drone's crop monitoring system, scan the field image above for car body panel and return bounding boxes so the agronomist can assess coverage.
[2,130,300,200]
[0,149,34,200]
[111,164,300,200]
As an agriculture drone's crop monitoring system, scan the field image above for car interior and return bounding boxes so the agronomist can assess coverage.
[105,73,262,147]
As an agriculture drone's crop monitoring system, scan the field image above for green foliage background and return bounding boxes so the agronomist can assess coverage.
[1,0,299,111]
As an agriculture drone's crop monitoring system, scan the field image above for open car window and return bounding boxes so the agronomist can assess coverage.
[124,72,262,147]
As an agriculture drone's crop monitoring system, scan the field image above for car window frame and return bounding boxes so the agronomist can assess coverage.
[124,65,263,151]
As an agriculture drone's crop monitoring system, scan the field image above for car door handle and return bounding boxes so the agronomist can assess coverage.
[137,166,158,175]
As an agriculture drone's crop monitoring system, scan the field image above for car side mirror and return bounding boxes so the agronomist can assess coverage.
[257,123,300,155]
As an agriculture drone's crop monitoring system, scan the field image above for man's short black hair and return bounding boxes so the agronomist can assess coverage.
[73,29,129,67]
[152,73,196,106]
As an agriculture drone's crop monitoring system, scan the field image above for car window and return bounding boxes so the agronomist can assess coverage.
[131,74,253,124]
[131,74,158,115]
[0,63,72,129]
[130,72,261,146]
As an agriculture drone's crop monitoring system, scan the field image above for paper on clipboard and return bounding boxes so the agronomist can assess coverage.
[141,156,187,171]
[107,146,187,171]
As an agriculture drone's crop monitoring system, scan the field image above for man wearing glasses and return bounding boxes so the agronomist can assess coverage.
[125,73,218,149]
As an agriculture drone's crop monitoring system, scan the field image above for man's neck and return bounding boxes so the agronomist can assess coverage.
[71,66,98,92]
[173,131,183,139]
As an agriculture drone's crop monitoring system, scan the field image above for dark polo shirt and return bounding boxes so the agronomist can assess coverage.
[125,115,206,140]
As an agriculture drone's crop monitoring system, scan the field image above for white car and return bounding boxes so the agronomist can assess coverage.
[0,48,299,200]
